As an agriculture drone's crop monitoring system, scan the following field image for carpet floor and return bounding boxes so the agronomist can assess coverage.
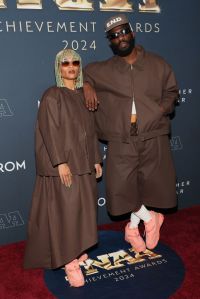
[0,205,200,299]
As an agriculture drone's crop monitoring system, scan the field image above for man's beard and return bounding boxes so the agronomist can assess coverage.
[110,37,135,57]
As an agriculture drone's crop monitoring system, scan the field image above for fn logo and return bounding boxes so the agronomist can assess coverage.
[170,136,183,151]
[0,211,24,229]
[0,99,13,117]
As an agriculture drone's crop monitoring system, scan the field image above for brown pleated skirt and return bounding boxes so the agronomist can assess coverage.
[24,173,97,269]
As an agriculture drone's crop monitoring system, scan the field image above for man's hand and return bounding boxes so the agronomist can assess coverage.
[58,163,72,187]
[83,82,99,111]
[94,163,103,179]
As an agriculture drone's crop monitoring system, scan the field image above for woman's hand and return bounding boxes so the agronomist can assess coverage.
[94,163,102,179]
[58,163,72,187]
[83,82,99,111]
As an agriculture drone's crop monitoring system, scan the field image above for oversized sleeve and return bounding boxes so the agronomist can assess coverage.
[83,63,96,87]
[160,63,179,115]
[38,89,69,167]
[91,112,102,164]
[94,135,102,164]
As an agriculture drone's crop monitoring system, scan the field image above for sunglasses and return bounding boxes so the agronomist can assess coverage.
[107,27,132,40]
[61,60,80,67]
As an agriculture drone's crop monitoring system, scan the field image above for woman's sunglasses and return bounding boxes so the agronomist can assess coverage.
[61,60,80,67]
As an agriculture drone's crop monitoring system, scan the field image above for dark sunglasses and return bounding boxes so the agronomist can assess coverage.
[61,60,80,67]
[107,27,132,40]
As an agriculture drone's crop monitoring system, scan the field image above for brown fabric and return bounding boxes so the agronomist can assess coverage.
[24,174,97,269]
[35,86,101,176]
[84,45,177,212]
[84,45,179,143]
[105,135,176,215]
[130,122,138,136]
[24,86,101,269]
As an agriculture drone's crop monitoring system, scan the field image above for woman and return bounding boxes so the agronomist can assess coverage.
[24,49,102,288]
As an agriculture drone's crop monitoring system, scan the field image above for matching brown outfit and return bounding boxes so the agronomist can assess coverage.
[84,45,179,215]
[24,86,101,269]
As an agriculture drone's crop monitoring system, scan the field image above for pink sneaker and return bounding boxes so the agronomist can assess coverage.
[125,222,146,252]
[65,259,85,287]
[144,211,164,249]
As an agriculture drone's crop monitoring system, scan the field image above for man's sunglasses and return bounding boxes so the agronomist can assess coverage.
[61,60,80,67]
[107,27,132,41]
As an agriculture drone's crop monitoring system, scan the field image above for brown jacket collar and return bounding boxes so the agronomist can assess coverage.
[111,45,145,72]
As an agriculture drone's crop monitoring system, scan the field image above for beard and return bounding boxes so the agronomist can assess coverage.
[110,37,135,57]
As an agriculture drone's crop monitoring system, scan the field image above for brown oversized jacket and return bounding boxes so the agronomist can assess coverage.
[84,45,179,143]
[35,86,101,176]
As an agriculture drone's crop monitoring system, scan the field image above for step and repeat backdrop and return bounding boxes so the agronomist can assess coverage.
[0,0,199,245]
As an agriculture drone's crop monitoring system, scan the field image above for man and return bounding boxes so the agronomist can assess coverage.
[83,14,178,252]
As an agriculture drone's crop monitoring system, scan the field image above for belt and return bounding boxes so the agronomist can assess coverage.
[130,122,138,136]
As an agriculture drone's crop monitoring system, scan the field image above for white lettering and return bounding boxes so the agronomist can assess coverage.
[107,17,122,28]
[136,22,142,32]
[26,21,33,32]
[135,22,160,33]
[6,21,16,32]
[47,21,54,32]
[80,22,88,32]
[98,197,106,207]
[57,22,67,32]
[19,21,22,32]
[16,160,26,170]
[0,21,96,33]
[5,162,15,172]
[0,164,4,172]
[35,21,44,32]
[154,23,160,33]
[70,22,77,32]
[0,160,26,173]
[145,23,153,32]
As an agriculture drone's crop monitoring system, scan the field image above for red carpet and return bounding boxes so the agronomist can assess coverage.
[0,206,200,299]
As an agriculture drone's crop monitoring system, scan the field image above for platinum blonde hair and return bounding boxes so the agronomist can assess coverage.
[55,49,83,88]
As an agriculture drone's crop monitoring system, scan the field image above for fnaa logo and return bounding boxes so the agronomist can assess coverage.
[170,136,183,151]
[0,0,160,12]
[0,99,13,117]
[44,231,185,298]
[0,210,24,229]
[77,247,162,277]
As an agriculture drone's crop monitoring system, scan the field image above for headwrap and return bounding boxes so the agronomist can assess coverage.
[55,49,83,89]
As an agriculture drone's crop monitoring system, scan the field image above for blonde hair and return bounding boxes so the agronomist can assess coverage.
[55,49,83,88]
